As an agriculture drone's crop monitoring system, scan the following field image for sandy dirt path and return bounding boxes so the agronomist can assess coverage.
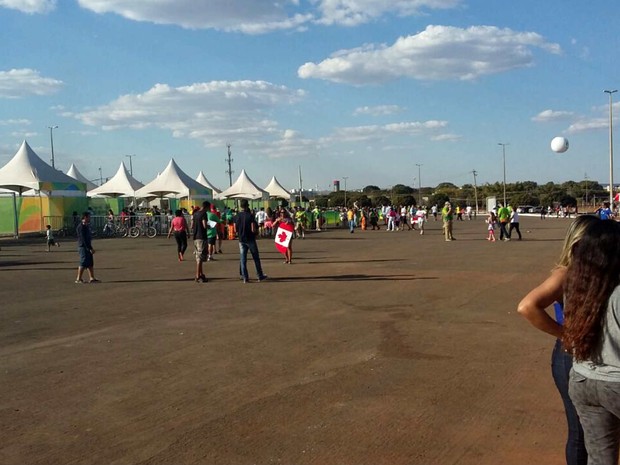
[0,215,572,465]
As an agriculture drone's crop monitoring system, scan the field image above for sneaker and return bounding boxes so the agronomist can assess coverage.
[89,279,100,283]
[75,279,84,284]
[243,278,249,283]
[258,275,268,282]
[207,256,212,261]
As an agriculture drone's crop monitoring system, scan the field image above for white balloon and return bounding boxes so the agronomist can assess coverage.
[551,136,569,153]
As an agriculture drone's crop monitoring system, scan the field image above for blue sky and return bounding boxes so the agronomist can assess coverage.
[1,0,619,192]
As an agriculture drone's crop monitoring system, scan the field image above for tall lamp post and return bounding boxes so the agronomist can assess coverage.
[498,143,509,206]
[48,125,58,169]
[125,154,135,176]
[342,176,349,208]
[605,89,617,206]
[415,163,422,206]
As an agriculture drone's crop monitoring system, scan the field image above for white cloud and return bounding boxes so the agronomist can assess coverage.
[0,0,55,14]
[316,0,462,26]
[0,68,63,98]
[330,120,447,142]
[531,109,574,123]
[77,0,313,34]
[0,118,31,126]
[431,133,461,141]
[69,80,306,149]
[566,118,607,134]
[353,105,403,116]
[298,25,561,84]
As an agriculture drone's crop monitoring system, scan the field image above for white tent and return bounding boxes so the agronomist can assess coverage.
[135,159,212,200]
[195,171,221,195]
[67,163,98,191]
[263,176,291,200]
[217,169,268,200]
[88,162,144,197]
[0,140,86,195]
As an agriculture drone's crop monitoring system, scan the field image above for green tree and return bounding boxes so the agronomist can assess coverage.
[392,184,414,194]
[362,185,381,194]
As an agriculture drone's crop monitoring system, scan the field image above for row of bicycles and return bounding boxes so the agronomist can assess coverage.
[101,219,158,238]
[57,218,158,238]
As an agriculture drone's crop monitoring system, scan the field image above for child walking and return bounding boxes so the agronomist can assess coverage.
[486,211,497,242]
[46,224,60,251]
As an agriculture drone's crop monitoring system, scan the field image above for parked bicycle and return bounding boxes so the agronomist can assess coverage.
[129,218,157,238]
[102,222,128,238]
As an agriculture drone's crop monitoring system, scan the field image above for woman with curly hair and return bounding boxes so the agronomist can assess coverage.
[518,214,599,465]
[563,219,620,465]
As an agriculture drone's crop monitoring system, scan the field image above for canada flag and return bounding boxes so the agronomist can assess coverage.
[275,222,294,255]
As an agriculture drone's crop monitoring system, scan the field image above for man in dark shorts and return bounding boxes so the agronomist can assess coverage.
[235,199,267,283]
[192,201,210,283]
[75,212,99,283]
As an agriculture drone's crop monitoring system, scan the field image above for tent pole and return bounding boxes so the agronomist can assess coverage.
[12,193,19,238]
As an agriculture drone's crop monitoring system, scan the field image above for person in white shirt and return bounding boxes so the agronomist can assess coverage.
[508,205,522,240]
[255,207,268,237]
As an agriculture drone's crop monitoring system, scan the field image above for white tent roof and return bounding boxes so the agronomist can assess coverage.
[195,171,221,194]
[67,163,98,191]
[135,159,212,199]
[217,169,268,200]
[263,176,291,200]
[0,140,86,193]
[88,162,144,197]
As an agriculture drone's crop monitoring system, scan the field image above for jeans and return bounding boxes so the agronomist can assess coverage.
[239,240,265,280]
[569,369,620,465]
[508,222,522,240]
[499,221,509,239]
[552,340,587,465]
[349,220,355,233]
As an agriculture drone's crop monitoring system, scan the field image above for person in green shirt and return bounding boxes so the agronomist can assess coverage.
[206,205,220,261]
[441,201,455,241]
[497,204,511,241]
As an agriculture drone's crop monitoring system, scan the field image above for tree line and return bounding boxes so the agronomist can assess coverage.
[312,180,605,210]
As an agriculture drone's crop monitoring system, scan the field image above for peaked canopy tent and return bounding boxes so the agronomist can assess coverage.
[67,163,98,191]
[87,161,145,214]
[217,169,268,201]
[263,176,292,200]
[88,162,144,198]
[0,140,87,235]
[135,159,212,210]
[195,171,221,195]
[0,140,86,195]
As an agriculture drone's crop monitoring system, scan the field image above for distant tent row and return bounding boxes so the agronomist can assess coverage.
[0,140,293,202]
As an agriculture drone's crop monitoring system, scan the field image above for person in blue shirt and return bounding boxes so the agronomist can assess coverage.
[595,201,615,220]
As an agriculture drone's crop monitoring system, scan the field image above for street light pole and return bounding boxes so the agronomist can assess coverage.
[605,90,617,206]
[48,125,58,168]
[415,163,422,206]
[342,176,349,208]
[498,143,509,206]
[125,154,135,176]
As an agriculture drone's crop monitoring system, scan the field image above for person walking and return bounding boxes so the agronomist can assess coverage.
[46,224,60,251]
[441,201,455,241]
[75,212,99,283]
[486,210,497,242]
[206,205,220,261]
[235,199,268,283]
[497,203,511,241]
[167,209,189,261]
[191,201,210,283]
[508,204,522,240]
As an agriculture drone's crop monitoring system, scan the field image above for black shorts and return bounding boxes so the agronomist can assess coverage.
[207,236,217,246]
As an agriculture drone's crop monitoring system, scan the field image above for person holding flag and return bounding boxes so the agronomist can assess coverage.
[273,208,295,264]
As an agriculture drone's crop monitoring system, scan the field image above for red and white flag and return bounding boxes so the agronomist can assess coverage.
[275,222,294,255]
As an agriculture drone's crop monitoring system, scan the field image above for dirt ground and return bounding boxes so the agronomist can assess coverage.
[1,215,574,465]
